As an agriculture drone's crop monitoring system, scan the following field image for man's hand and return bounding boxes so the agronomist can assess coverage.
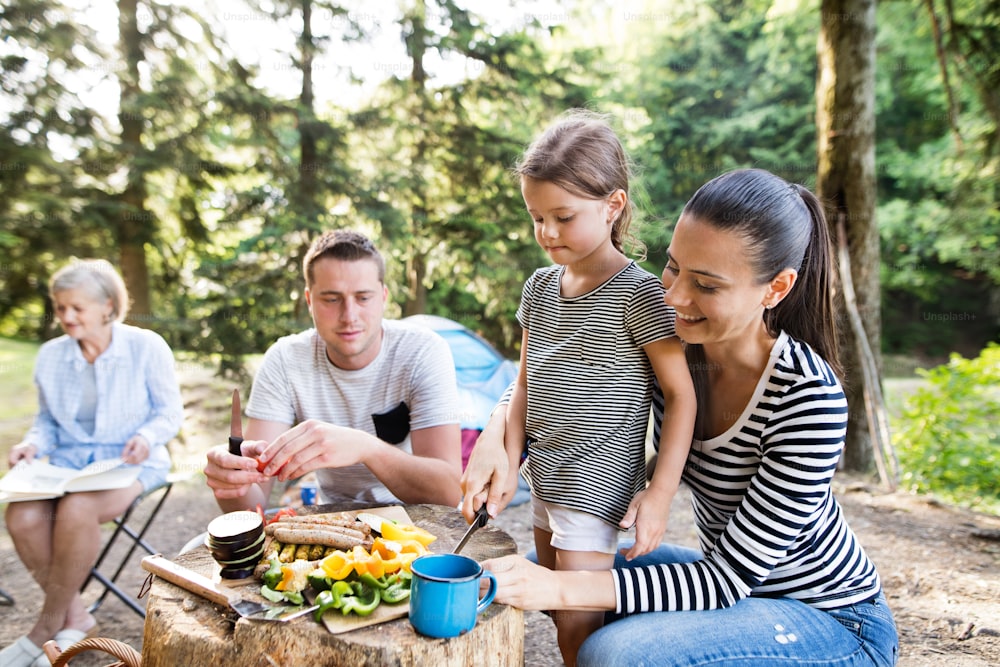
[204,442,269,501]
[253,419,369,482]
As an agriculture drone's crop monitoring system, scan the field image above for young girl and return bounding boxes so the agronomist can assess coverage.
[481,169,899,667]
[498,111,697,666]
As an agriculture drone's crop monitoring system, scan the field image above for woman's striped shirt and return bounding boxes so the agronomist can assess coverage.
[617,331,881,612]
[517,262,676,526]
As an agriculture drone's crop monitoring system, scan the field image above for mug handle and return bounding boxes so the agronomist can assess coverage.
[477,570,497,614]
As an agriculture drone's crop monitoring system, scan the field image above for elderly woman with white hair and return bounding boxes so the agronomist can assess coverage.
[1,259,182,667]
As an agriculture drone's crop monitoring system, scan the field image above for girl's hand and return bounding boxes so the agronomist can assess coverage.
[619,485,672,560]
[121,434,151,464]
[460,408,510,522]
[8,441,37,468]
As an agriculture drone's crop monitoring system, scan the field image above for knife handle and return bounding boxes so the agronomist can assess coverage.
[141,554,234,607]
[228,436,244,457]
[473,505,490,527]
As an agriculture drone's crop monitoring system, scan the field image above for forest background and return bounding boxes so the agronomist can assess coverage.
[0,0,997,500]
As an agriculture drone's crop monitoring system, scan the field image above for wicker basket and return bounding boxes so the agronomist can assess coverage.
[42,637,141,667]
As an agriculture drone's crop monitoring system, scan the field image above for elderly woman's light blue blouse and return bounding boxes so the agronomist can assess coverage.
[25,322,182,491]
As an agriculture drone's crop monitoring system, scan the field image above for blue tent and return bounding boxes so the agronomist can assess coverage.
[403,315,517,431]
[404,315,529,505]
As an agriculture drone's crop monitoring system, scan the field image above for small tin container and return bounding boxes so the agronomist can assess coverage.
[299,482,318,506]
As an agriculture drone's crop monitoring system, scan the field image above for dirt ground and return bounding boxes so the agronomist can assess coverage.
[1,364,999,666]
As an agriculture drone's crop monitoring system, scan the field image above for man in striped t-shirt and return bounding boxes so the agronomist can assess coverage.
[471,170,899,667]
[205,230,462,510]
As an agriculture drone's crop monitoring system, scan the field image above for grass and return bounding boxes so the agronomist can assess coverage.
[884,377,927,420]
[0,337,41,464]
[883,353,936,420]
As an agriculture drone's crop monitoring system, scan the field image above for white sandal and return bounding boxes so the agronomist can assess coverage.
[0,636,44,667]
[29,627,93,667]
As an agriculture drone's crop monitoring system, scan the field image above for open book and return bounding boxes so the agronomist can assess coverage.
[0,459,141,502]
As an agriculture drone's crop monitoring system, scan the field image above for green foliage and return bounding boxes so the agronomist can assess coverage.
[1,0,998,364]
[876,0,1000,355]
[345,0,581,352]
[893,344,1000,511]
[616,0,819,270]
[0,1,109,338]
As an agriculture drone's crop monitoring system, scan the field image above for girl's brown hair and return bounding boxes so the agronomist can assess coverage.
[515,110,646,259]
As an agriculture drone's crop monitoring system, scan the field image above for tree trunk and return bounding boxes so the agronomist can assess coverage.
[403,251,427,317]
[815,0,880,472]
[117,0,152,323]
[297,0,318,216]
[403,0,429,316]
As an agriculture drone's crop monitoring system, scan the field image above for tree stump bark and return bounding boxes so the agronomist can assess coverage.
[142,504,524,667]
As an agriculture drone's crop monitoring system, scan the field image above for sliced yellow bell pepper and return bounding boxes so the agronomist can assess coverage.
[369,537,395,560]
[380,521,437,547]
[397,551,419,572]
[395,539,430,556]
[353,546,388,579]
[276,559,314,592]
[381,556,402,575]
[320,550,355,581]
[319,535,430,582]
[367,540,401,574]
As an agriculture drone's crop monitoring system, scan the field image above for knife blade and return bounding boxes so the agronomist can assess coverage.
[248,587,320,622]
[229,388,244,456]
[452,505,490,555]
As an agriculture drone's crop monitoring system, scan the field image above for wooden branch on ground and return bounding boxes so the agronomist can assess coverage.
[836,214,899,491]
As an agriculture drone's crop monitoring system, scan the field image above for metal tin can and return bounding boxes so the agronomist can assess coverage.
[299,483,317,506]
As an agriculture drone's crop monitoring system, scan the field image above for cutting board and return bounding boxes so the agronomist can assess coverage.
[209,506,416,633]
[318,505,414,634]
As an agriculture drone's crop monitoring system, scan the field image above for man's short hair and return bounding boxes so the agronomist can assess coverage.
[303,230,386,286]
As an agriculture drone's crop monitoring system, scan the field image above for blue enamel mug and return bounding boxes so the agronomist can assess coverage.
[408,553,497,638]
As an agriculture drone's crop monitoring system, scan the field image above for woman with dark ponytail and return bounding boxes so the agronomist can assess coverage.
[471,169,899,666]
[675,169,844,439]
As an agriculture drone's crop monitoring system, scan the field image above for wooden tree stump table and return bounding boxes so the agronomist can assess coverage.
[141,504,523,666]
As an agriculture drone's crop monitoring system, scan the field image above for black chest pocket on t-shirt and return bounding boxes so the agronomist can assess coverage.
[372,401,411,444]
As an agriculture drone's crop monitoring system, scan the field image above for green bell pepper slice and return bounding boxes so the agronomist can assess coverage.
[380,581,410,604]
[313,581,354,622]
[358,572,388,590]
[261,557,283,590]
[340,580,381,616]
[379,569,412,604]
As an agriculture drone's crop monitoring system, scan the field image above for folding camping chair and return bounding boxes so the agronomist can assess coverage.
[79,479,173,618]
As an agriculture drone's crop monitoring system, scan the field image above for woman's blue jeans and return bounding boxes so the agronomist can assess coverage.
[529,544,899,666]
